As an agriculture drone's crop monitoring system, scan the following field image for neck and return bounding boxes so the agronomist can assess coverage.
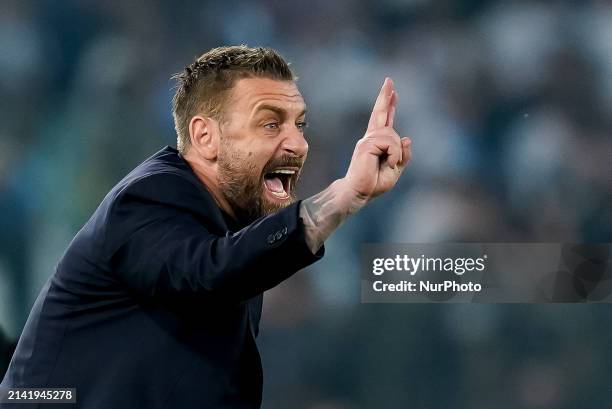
[183,150,238,221]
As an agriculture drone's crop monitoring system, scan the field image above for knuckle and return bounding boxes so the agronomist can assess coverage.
[385,129,400,139]
[363,131,378,140]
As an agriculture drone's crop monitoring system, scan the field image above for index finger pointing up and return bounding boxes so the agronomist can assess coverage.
[368,77,394,131]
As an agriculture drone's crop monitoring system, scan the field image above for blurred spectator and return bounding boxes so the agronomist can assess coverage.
[0,326,16,379]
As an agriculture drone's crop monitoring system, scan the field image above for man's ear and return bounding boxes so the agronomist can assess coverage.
[188,115,220,160]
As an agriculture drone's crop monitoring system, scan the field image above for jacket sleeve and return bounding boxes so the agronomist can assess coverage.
[107,172,324,302]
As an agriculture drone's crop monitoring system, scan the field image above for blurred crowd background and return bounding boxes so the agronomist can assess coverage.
[1,0,611,408]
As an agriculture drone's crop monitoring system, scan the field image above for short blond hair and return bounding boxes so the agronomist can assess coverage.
[171,45,295,153]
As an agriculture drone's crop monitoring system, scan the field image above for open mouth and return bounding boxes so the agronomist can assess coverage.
[263,168,296,200]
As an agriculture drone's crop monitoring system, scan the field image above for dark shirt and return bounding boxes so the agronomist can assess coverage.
[1,146,323,409]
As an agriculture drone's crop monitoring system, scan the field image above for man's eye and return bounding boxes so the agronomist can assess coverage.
[264,123,279,129]
[296,121,308,131]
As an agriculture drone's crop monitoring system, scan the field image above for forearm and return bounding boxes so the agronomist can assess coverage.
[300,178,368,254]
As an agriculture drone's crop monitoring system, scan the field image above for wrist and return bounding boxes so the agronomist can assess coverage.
[333,178,369,215]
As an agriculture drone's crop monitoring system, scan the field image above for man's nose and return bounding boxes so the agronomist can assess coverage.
[281,127,309,157]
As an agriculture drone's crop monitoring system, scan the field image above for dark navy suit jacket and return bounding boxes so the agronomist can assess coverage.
[1,146,323,408]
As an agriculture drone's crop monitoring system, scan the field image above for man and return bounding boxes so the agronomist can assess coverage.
[1,46,411,408]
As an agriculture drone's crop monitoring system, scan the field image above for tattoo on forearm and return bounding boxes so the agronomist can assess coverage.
[299,180,366,254]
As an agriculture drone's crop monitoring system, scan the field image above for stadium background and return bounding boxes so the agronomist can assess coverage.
[1,0,611,407]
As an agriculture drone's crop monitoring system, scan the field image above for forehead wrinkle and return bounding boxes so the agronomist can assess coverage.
[249,96,307,120]
[231,77,301,103]
[249,92,304,107]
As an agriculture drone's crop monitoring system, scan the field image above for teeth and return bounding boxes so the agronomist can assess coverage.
[272,169,295,175]
[270,191,289,198]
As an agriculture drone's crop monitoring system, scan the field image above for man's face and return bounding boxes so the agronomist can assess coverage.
[216,77,309,223]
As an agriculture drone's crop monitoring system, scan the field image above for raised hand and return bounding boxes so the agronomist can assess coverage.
[300,78,412,254]
[344,77,412,201]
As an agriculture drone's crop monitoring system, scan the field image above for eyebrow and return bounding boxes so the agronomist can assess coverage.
[254,104,307,119]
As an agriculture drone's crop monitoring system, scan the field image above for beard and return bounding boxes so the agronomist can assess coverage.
[217,140,303,224]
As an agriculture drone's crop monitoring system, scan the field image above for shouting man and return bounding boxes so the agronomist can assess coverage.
[1,45,411,408]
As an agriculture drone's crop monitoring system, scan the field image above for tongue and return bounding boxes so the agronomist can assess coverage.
[264,176,285,193]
